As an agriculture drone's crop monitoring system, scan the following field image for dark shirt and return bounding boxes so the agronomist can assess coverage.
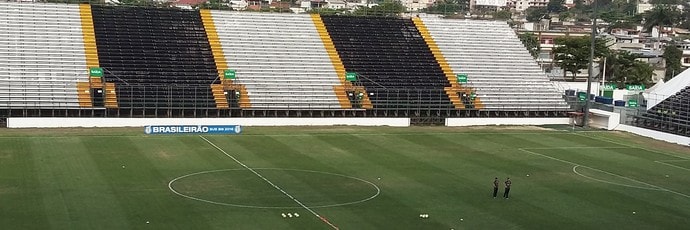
[493,179,499,188]
[505,180,512,188]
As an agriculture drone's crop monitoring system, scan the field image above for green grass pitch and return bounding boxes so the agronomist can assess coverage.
[1,126,689,229]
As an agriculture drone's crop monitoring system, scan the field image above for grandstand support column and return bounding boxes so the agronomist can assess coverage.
[584,0,598,127]
[200,9,250,109]
[311,14,372,109]
[411,17,483,109]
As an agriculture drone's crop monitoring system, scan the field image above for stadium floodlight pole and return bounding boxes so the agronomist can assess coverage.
[583,0,598,127]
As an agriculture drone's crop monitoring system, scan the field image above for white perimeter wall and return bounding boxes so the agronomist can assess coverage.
[445,118,570,126]
[615,124,690,146]
[7,118,411,128]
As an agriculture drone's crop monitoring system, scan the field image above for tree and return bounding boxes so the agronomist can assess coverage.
[352,0,405,16]
[424,0,469,15]
[664,44,683,81]
[492,10,512,20]
[547,0,566,13]
[650,0,681,4]
[525,7,549,23]
[193,0,231,10]
[602,51,654,85]
[518,32,540,59]
[643,5,682,36]
[553,36,610,81]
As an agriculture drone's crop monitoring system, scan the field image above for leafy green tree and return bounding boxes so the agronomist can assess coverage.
[553,36,610,81]
[194,0,231,10]
[492,10,512,21]
[643,5,681,36]
[525,7,549,22]
[602,51,654,85]
[547,0,566,13]
[650,0,681,4]
[663,44,683,81]
[424,0,469,15]
[352,0,405,16]
[518,32,540,59]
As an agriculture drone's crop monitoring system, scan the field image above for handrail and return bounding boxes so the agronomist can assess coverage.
[355,73,388,90]
[102,67,130,86]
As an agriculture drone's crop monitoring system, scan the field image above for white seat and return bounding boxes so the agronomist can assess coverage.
[421,17,569,111]
[0,2,88,109]
[211,11,344,109]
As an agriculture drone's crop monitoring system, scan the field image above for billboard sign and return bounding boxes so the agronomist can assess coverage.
[144,125,241,135]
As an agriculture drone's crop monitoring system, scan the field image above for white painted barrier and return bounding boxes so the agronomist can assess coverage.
[445,117,570,126]
[589,109,620,131]
[7,117,411,128]
[615,124,690,146]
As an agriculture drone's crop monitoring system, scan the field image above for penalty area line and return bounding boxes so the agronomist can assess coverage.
[199,135,340,230]
[519,148,690,199]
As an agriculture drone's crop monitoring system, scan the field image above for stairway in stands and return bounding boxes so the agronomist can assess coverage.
[321,16,455,110]
[91,6,218,109]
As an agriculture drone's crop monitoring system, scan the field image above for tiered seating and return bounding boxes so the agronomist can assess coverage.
[321,16,455,109]
[91,6,218,108]
[635,86,690,137]
[420,17,569,111]
[210,12,343,109]
[0,2,89,108]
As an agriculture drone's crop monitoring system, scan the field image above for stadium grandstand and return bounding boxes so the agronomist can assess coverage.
[0,1,571,121]
[634,70,690,137]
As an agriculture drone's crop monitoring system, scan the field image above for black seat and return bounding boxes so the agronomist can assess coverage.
[92,5,218,109]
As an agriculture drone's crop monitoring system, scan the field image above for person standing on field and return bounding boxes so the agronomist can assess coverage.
[493,177,499,198]
[504,178,512,199]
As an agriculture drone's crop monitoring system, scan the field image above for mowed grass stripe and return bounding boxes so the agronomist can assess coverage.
[530,147,690,195]
[521,148,690,226]
[433,133,668,229]
[30,137,129,229]
[428,133,601,229]
[206,135,385,229]
[0,139,50,229]
[253,134,419,229]
[315,134,484,229]
[80,137,215,230]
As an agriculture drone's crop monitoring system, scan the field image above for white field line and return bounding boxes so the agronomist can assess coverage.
[654,160,690,172]
[524,146,631,150]
[519,148,690,199]
[167,168,380,209]
[199,135,340,230]
[572,166,662,191]
[573,132,690,160]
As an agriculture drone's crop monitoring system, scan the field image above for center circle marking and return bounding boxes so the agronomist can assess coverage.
[168,168,381,209]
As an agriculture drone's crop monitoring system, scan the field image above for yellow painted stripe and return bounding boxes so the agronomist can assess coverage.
[104,82,119,109]
[200,9,227,81]
[200,10,250,109]
[79,4,99,68]
[412,17,483,109]
[76,82,92,107]
[78,4,98,108]
[311,14,356,109]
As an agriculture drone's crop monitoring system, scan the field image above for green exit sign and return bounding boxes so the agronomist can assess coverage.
[628,99,638,107]
[89,67,103,77]
[224,69,236,79]
[457,74,468,83]
[603,84,616,91]
[345,72,357,82]
[626,84,645,91]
